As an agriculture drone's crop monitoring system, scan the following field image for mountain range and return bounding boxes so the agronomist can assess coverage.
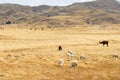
[0,0,120,27]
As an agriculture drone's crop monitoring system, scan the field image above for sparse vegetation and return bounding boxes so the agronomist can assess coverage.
[0,25,120,80]
[0,0,120,26]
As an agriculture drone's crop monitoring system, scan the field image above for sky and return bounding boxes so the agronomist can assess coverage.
[0,0,95,6]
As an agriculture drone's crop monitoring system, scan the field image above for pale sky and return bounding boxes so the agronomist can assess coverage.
[0,0,95,6]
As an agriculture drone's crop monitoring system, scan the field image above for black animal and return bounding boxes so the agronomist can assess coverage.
[5,21,12,24]
[58,45,62,51]
[99,41,109,47]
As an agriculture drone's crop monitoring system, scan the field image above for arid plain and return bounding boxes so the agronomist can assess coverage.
[0,25,120,80]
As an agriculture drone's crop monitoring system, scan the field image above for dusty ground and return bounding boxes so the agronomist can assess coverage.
[0,26,120,80]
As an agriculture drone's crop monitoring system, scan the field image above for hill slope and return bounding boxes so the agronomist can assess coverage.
[0,0,120,26]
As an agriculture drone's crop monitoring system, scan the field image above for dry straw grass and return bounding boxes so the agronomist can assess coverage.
[0,25,120,80]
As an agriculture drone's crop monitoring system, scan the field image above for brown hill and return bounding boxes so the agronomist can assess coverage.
[67,0,120,11]
[0,0,120,26]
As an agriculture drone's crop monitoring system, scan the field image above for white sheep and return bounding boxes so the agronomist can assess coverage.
[58,59,64,67]
[112,53,119,58]
[70,60,78,68]
[67,50,73,61]
[80,55,85,60]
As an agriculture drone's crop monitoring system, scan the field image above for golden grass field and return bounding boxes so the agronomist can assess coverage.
[0,25,120,80]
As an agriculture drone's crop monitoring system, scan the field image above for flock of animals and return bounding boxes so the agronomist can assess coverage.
[58,45,78,68]
[58,50,78,69]
[57,40,119,68]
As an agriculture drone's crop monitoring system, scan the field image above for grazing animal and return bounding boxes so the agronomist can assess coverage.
[99,40,109,47]
[70,60,78,68]
[67,50,73,61]
[112,54,119,58]
[58,45,62,51]
[58,59,64,67]
[80,55,85,60]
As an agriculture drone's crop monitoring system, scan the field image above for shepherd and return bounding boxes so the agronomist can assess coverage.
[58,45,62,51]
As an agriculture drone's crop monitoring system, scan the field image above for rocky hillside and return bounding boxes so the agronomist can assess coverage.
[0,0,120,26]
[67,0,120,11]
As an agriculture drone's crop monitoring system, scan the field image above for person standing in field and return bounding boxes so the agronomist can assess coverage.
[58,45,62,51]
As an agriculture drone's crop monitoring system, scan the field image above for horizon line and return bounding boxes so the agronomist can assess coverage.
[0,0,96,7]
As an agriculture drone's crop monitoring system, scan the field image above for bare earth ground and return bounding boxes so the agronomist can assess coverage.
[0,26,120,80]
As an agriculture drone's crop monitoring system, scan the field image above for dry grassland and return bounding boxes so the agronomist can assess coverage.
[0,26,120,80]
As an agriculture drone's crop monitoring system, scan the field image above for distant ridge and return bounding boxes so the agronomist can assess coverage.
[0,0,120,26]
